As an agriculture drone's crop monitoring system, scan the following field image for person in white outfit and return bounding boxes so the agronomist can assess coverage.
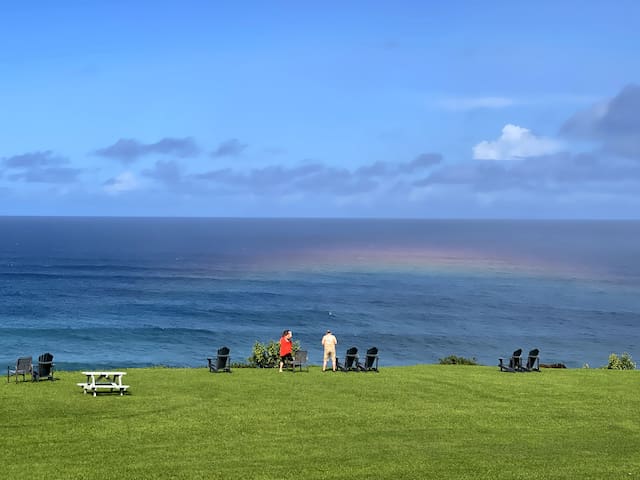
[321,330,338,372]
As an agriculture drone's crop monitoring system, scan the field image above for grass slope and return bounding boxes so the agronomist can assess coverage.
[1,366,639,479]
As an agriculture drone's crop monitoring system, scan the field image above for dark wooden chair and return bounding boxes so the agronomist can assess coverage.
[498,349,523,372]
[33,352,55,381]
[522,349,540,372]
[207,347,231,373]
[342,347,363,372]
[363,347,379,372]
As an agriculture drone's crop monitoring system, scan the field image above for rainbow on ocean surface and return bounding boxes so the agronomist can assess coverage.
[227,243,604,282]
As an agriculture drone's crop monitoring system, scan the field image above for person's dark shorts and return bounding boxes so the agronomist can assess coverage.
[280,353,292,362]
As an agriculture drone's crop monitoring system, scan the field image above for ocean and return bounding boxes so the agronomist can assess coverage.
[1,217,638,370]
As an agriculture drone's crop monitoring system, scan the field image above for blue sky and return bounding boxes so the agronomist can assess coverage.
[1,1,640,218]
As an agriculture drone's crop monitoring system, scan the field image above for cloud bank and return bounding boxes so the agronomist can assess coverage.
[211,139,248,158]
[95,137,200,164]
[1,151,82,184]
[561,84,640,160]
[2,85,640,218]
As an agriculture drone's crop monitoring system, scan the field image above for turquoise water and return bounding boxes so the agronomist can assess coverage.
[1,217,638,369]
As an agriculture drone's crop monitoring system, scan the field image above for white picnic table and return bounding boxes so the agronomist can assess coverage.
[77,371,129,397]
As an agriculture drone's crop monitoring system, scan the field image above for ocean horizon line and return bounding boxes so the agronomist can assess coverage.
[2,214,640,222]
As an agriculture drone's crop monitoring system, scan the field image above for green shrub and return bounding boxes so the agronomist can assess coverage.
[247,339,300,368]
[438,354,478,365]
[230,361,251,368]
[606,352,636,370]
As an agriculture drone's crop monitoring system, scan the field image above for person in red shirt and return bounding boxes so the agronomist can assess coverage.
[279,329,293,372]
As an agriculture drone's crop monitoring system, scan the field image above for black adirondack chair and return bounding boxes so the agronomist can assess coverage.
[207,347,231,373]
[363,347,379,372]
[498,349,523,372]
[33,352,55,381]
[522,349,540,372]
[341,347,363,372]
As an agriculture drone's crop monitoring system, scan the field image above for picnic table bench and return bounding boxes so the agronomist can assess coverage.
[77,371,129,397]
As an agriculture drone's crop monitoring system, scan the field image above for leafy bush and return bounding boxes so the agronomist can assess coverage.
[230,361,251,368]
[606,352,636,370]
[438,355,478,365]
[247,339,300,368]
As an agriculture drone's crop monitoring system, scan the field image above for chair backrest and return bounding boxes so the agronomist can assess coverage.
[526,349,540,369]
[39,352,54,363]
[16,356,33,373]
[510,349,523,369]
[365,347,378,368]
[216,347,230,370]
[37,352,54,377]
[344,347,358,368]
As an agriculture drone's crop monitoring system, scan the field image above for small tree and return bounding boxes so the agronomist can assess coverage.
[606,352,636,370]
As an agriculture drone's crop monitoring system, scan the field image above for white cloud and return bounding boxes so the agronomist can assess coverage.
[103,171,139,195]
[436,93,598,112]
[438,96,514,111]
[472,124,563,160]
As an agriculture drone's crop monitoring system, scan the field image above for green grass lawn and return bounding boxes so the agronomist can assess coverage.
[1,365,639,479]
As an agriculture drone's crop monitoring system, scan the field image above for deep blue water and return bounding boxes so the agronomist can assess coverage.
[1,217,638,369]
